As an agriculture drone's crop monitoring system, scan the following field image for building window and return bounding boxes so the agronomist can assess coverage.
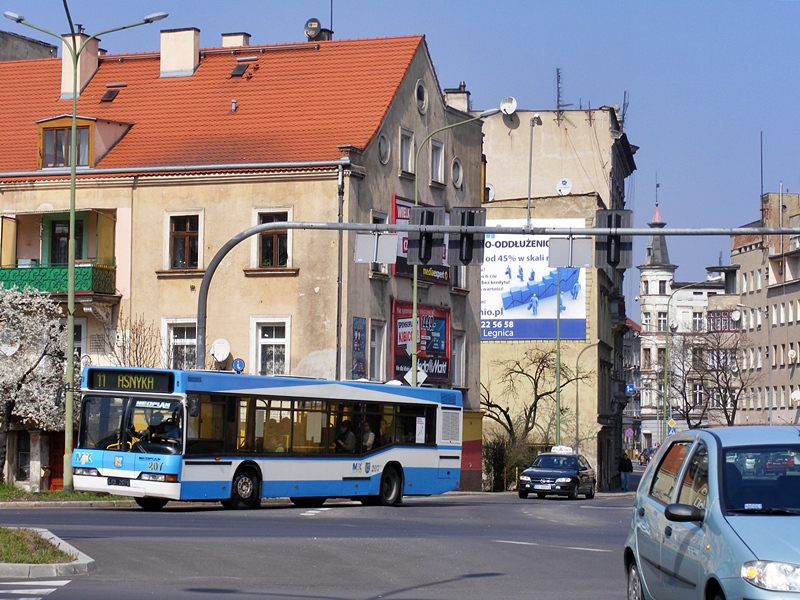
[642,312,651,332]
[659,280,667,295]
[415,79,429,114]
[657,312,667,332]
[377,132,390,165]
[16,431,30,481]
[430,140,444,183]
[707,311,735,332]
[757,269,762,291]
[257,323,288,376]
[657,347,666,367]
[451,333,465,387]
[642,348,651,368]
[642,281,649,295]
[400,128,414,173]
[258,212,288,267]
[170,215,199,269]
[168,323,196,370]
[692,383,703,406]
[692,312,704,332]
[692,348,704,369]
[42,126,89,168]
[451,263,466,289]
[369,321,386,381]
[451,157,464,188]
[50,220,84,265]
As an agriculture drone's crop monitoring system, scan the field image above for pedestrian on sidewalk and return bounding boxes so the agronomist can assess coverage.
[619,451,634,491]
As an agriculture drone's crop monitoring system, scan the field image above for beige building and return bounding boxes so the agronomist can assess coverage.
[0,29,487,489]
[478,107,637,489]
[732,192,800,425]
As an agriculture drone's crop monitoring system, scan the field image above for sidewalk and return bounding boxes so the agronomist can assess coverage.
[0,528,95,578]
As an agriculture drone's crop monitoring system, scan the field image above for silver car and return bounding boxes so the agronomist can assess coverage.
[624,426,800,600]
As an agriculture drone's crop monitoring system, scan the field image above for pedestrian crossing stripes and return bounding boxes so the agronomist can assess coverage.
[0,579,70,598]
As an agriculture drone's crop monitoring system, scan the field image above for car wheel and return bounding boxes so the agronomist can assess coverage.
[536,493,547,499]
[568,486,579,500]
[229,468,261,510]
[627,560,644,600]
[134,497,168,511]
[585,483,595,499]
[710,590,725,600]
[518,490,529,499]
[378,466,403,506]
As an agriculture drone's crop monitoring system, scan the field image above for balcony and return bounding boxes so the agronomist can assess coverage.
[0,261,116,295]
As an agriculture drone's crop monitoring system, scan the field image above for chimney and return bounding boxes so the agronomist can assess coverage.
[160,28,200,78]
[222,32,251,47]
[60,33,98,99]
[444,81,470,113]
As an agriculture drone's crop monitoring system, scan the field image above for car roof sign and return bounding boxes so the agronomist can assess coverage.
[551,445,574,454]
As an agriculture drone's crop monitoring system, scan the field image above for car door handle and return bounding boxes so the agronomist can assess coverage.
[664,526,673,537]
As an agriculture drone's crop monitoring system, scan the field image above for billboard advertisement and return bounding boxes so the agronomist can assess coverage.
[480,218,587,341]
[392,300,450,384]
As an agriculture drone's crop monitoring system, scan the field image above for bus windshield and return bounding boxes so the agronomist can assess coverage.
[79,395,183,455]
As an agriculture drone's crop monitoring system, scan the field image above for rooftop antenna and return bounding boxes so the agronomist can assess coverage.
[655,173,660,205]
[619,91,629,131]
[330,0,334,33]
[555,68,572,126]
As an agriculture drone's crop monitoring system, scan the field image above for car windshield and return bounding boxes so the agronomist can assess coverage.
[723,445,800,513]
[532,455,577,470]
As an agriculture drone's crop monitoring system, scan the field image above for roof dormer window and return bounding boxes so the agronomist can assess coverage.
[42,125,90,168]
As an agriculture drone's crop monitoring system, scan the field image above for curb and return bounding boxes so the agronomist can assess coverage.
[0,528,95,578]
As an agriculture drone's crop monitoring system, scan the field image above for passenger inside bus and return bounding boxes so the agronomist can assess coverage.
[334,420,356,453]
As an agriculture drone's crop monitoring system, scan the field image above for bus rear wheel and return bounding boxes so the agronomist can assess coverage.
[378,466,403,506]
[135,497,168,511]
[227,469,261,510]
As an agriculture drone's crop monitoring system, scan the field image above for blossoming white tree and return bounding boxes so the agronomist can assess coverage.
[0,285,67,484]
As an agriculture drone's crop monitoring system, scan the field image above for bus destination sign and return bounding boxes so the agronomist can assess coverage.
[88,369,174,394]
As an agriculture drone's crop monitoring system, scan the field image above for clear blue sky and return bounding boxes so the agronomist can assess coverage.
[6,0,800,307]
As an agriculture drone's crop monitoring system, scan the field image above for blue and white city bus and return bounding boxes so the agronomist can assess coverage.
[72,367,462,510]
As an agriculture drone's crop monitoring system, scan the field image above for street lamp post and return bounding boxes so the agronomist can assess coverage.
[738,303,772,425]
[574,341,598,453]
[410,104,507,386]
[4,4,167,490]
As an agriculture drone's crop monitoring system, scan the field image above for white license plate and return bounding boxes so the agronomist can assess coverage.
[533,484,551,490]
[108,477,130,487]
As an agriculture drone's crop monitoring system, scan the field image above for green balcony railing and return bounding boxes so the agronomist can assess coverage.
[0,262,116,295]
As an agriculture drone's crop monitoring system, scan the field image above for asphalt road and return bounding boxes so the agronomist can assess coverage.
[0,485,637,600]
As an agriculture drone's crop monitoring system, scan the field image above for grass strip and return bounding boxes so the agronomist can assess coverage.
[0,527,74,564]
[0,482,125,503]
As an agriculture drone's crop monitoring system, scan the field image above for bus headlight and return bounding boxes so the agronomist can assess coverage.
[139,473,178,483]
[73,467,100,476]
[743,560,800,591]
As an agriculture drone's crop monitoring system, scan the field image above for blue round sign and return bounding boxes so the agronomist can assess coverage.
[232,358,245,373]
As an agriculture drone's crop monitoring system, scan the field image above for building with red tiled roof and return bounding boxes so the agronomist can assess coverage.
[0,27,488,491]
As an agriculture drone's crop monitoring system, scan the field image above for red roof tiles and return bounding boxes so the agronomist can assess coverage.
[0,35,425,178]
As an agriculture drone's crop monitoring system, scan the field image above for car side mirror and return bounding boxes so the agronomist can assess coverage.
[665,503,705,523]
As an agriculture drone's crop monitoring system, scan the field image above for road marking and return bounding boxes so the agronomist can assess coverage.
[301,507,332,517]
[493,540,611,553]
[0,579,70,598]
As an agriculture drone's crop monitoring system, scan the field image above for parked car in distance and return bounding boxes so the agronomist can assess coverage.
[518,445,596,500]
[624,426,800,600]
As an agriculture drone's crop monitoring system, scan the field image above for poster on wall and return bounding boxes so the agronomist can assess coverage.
[480,218,587,341]
[392,195,450,284]
[351,317,367,379]
[392,300,450,384]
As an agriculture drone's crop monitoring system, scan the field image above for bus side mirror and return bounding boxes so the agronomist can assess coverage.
[187,395,200,418]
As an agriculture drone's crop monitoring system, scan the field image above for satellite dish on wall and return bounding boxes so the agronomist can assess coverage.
[500,96,517,115]
[210,338,231,363]
[557,178,572,196]
[730,310,741,322]
[789,349,797,362]
[486,183,495,202]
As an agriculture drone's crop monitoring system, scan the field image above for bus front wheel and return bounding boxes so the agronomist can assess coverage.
[227,469,261,510]
[378,466,403,506]
[135,497,168,511]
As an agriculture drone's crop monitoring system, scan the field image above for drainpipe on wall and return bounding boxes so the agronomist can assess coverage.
[335,164,344,380]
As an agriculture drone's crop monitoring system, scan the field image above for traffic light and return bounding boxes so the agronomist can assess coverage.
[448,207,486,265]
[595,209,632,269]
[407,207,445,265]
